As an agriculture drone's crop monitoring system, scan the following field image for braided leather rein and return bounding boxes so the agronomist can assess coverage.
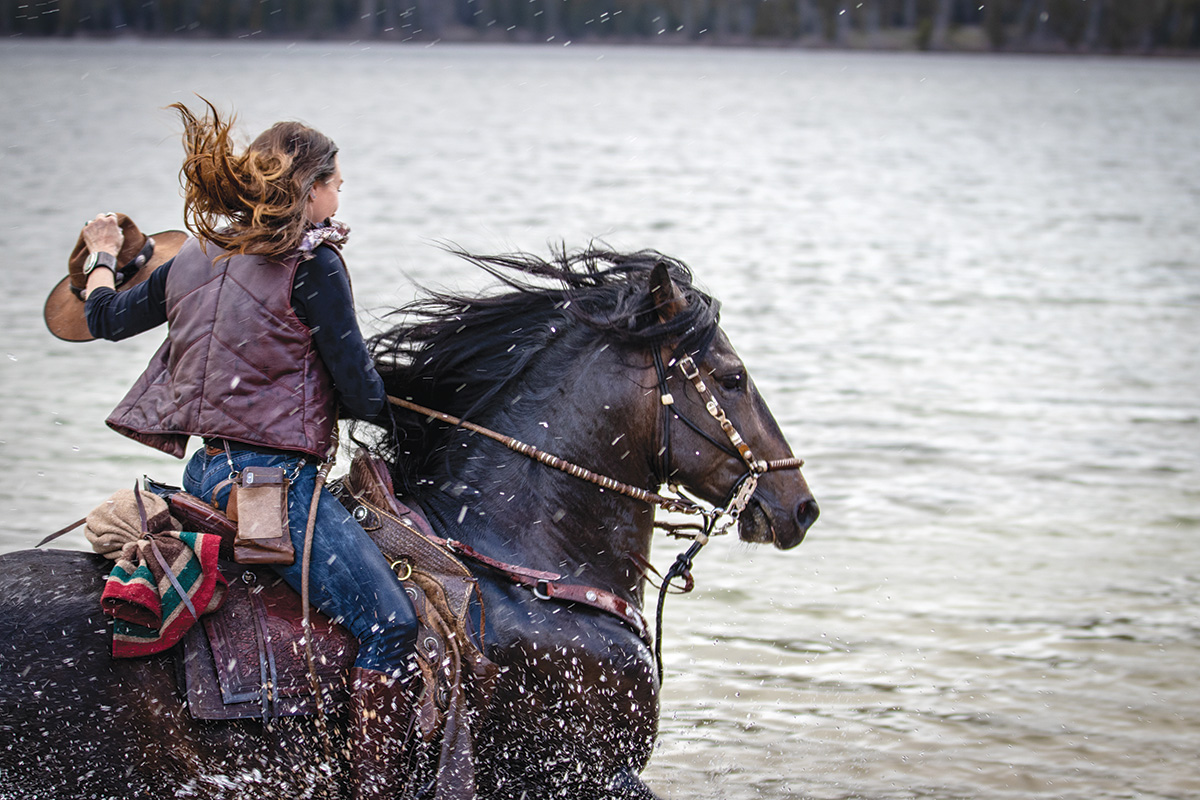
[386,394,706,513]
[385,371,801,533]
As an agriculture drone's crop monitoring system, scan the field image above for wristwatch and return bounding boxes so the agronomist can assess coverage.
[83,251,117,275]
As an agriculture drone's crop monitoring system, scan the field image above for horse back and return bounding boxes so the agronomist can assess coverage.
[0,549,194,796]
[0,548,345,800]
[0,548,114,703]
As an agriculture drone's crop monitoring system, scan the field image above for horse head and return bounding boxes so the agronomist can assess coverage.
[368,249,817,558]
[648,261,818,550]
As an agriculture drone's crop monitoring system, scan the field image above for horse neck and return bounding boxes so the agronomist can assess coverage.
[417,346,660,604]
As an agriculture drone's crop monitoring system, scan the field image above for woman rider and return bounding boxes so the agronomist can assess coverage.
[79,100,416,799]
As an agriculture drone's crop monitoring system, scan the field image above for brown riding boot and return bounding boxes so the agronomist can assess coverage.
[349,666,417,800]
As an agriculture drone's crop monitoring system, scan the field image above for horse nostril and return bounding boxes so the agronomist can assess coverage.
[795,498,820,533]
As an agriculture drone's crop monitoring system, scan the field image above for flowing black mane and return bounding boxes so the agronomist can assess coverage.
[364,247,721,489]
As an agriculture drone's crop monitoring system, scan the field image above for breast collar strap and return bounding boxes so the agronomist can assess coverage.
[429,534,652,648]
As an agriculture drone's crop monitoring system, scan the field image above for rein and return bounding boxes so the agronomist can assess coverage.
[384,349,804,683]
[385,392,801,526]
[647,348,804,680]
[390,396,719,519]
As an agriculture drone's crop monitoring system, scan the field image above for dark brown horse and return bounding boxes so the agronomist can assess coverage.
[0,249,817,799]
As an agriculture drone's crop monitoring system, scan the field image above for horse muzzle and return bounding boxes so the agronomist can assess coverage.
[738,493,818,550]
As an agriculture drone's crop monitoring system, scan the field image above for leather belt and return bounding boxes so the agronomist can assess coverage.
[203,438,299,458]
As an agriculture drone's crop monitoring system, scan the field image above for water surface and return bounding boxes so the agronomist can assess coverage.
[1,41,1197,800]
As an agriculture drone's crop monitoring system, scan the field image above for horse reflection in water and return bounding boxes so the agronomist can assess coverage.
[0,249,817,799]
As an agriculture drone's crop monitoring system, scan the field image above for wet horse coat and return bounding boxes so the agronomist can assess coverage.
[0,250,817,799]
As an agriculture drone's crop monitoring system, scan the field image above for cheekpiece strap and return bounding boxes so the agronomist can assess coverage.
[675,353,761,474]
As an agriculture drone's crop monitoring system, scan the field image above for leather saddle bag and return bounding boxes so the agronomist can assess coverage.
[228,466,294,565]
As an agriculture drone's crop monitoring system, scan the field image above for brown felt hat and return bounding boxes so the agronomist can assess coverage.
[44,213,188,342]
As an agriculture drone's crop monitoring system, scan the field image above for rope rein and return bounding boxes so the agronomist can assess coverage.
[301,441,338,762]
[384,392,801,526]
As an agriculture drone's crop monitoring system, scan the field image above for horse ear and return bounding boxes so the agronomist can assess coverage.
[650,261,687,323]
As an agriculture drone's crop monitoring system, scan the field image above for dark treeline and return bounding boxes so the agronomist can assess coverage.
[5,0,1200,53]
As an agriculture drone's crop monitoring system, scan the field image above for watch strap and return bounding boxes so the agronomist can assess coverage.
[83,251,117,275]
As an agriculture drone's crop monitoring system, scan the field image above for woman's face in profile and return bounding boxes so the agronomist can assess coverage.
[306,157,343,225]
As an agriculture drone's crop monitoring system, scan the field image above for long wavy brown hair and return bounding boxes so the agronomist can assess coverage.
[170,98,338,260]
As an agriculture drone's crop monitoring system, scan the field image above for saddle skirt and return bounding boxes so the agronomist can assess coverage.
[179,560,356,720]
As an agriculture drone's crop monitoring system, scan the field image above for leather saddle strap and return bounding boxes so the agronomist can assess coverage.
[146,537,200,622]
[436,537,562,583]
[538,581,650,646]
[134,483,200,623]
[302,455,336,759]
[37,517,87,548]
[435,537,651,647]
[249,588,279,721]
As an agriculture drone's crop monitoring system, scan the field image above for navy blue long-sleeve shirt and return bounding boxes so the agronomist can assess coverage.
[85,244,386,422]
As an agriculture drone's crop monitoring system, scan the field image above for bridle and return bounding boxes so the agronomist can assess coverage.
[646,344,804,680]
[385,334,804,681]
[651,346,803,536]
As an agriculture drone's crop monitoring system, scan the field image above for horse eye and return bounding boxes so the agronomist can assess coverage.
[718,372,745,392]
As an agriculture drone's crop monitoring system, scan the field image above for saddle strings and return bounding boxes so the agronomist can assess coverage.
[301,438,339,762]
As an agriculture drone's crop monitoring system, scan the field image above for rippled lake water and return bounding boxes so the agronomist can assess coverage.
[2,40,1198,800]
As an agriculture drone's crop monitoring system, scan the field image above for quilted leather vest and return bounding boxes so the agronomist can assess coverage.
[106,237,337,459]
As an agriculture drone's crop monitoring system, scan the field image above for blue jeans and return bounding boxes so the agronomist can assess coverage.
[183,447,417,675]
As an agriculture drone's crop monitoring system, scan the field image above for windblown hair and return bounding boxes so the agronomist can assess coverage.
[364,247,721,489]
[170,98,338,260]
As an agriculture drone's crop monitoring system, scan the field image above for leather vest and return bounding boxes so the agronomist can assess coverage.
[107,237,338,459]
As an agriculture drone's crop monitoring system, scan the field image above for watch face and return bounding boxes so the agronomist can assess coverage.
[83,252,99,274]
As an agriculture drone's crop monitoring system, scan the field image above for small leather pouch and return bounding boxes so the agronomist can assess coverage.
[231,466,293,565]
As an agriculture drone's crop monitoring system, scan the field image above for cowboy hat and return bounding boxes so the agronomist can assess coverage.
[44,213,188,342]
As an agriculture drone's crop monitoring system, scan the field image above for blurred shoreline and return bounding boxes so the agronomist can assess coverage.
[11,29,1200,60]
[6,1,1199,59]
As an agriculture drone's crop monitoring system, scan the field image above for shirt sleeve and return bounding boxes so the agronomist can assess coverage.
[292,246,387,422]
[84,259,172,341]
